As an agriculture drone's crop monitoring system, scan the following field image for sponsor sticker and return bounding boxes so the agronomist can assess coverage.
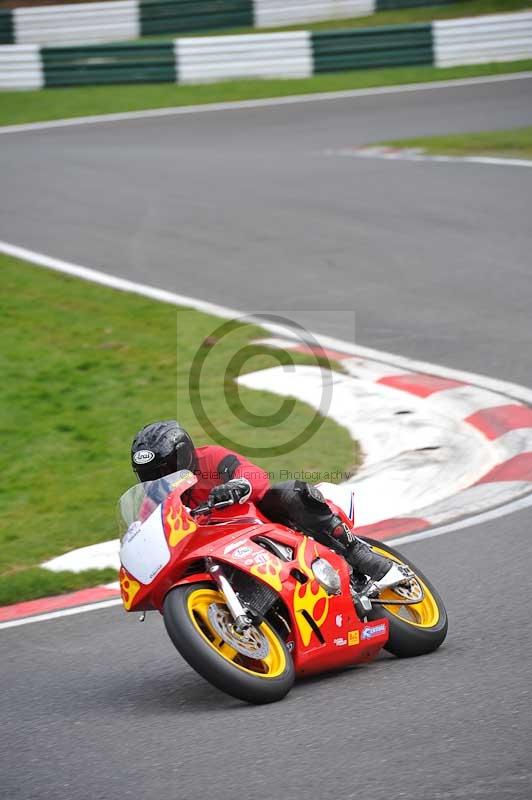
[148,563,165,580]
[233,546,253,559]
[361,623,387,640]
[333,637,347,647]
[133,449,155,465]
[223,539,247,555]
[348,630,359,646]
[123,521,141,544]
[254,552,268,566]
[335,614,343,628]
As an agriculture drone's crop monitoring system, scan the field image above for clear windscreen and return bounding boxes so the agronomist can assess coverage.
[117,469,197,535]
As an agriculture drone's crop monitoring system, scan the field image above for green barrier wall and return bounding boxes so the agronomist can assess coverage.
[42,42,176,87]
[312,23,433,72]
[140,0,254,36]
[0,10,14,45]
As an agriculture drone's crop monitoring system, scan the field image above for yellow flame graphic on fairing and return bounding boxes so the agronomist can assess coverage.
[250,554,283,592]
[119,568,141,610]
[166,504,197,548]
[293,538,330,646]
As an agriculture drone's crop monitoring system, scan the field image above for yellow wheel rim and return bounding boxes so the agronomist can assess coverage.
[186,587,287,679]
[371,546,440,629]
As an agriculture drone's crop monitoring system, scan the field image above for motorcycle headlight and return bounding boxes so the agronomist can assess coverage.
[312,558,341,595]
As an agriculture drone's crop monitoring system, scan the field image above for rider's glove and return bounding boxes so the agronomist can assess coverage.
[208,478,252,506]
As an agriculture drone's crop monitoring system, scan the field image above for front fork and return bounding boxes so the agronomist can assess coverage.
[206,558,253,633]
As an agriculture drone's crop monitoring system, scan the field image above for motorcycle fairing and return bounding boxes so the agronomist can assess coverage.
[118,486,389,675]
[118,488,200,604]
[203,526,389,675]
[163,491,198,548]
[119,567,141,611]
[123,514,272,612]
[120,504,171,585]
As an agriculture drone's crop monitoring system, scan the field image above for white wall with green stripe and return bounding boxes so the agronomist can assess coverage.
[0,0,459,46]
[0,10,531,90]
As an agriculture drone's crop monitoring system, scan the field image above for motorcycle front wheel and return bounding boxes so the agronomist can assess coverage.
[361,538,448,658]
[163,582,295,704]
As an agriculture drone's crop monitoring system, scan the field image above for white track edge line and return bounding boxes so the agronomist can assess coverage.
[2,237,531,403]
[389,491,532,547]
[0,71,531,136]
[0,598,123,630]
[329,150,532,169]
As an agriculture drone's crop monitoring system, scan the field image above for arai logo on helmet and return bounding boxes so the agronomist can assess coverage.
[133,450,155,465]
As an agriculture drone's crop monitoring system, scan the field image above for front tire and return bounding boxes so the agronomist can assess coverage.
[163,582,295,704]
[361,538,448,658]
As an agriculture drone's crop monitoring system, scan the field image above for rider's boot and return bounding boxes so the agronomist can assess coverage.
[330,522,407,589]
[273,481,408,590]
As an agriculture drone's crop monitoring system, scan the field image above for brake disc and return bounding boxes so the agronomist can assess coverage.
[394,579,423,602]
[207,603,270,659]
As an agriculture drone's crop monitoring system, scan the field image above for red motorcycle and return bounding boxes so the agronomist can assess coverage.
[118,470,447,704]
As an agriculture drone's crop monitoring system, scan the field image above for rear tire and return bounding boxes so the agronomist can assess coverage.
[163,582,295,704]
[361,538,448,658]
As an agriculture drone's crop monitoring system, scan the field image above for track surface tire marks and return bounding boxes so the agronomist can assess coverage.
[1,517,531,800]
[1,77,532,800]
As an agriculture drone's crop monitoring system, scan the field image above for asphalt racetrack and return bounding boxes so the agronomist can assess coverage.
[2,75,532,799]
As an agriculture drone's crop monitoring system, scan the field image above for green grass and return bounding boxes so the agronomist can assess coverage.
[2,60,532,128]
[0,254,356,605]
[379,125,532,157]
[134,0,531,40]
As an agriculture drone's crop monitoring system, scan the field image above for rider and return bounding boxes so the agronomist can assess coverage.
[130,420,403,590]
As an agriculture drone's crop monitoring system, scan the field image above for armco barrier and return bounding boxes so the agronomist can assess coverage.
[0,43,42,88]
[175,31,313,82]
[140,0,253,36]
[312,23,433,71]
[253,0,373,28]
[1,11,531,90]
[434,11,532,67]
[13,1,139,45]
[42,41,176,86]
[0,10,14,45]
[0,0,462,46]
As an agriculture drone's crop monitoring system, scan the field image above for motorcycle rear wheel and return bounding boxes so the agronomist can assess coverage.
[361,538,448,658]
[163,582,295,704]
